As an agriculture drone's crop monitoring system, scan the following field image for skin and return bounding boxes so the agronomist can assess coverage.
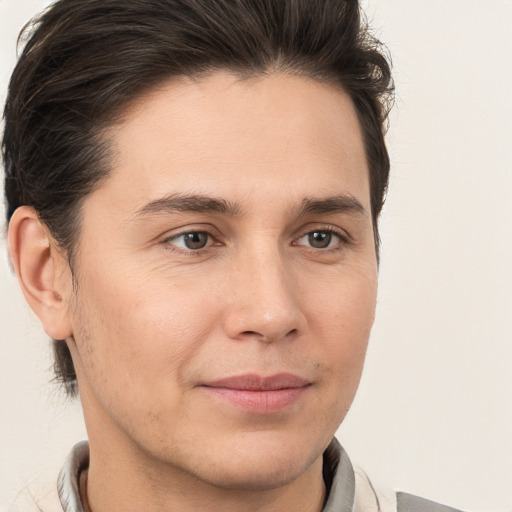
[9,72,378,512]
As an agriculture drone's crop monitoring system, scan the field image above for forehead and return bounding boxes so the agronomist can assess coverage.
[92,72,369,217]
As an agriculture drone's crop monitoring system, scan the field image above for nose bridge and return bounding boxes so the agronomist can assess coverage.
[224,238,304,342]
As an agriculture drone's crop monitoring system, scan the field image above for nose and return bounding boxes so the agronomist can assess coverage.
[223,245,306,344]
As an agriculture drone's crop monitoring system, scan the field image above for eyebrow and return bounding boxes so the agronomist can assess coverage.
[132,192,367,220]
[133,193,244,218]
[297,195,367,218]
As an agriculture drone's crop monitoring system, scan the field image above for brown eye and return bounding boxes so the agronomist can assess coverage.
[308,231,332,248]
[183,232,208,249]
[169,231,210,250]
[295,230,342,249]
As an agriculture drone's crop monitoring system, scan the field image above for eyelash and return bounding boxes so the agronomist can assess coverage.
[162,225,350,255]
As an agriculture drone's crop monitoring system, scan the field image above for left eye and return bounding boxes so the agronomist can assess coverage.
[167,231,211,250]
[295,230,341,249]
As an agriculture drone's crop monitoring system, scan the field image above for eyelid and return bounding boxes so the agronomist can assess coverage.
[161,223,221,240]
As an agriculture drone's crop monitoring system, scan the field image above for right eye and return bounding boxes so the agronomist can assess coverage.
[166,231,212,250]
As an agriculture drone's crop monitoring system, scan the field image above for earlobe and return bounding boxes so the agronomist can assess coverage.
[8,206,73,340]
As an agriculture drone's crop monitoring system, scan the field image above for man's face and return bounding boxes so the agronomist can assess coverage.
[63,72,377,489]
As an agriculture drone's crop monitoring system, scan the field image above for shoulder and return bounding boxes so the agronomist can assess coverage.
[324,439,468,512]
[354,465,466,512]
[395,491,466,512]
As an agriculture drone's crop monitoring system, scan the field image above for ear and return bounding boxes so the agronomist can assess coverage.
[8,206,73,340]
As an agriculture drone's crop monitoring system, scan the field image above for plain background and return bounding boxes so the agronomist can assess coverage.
[1,0,511,511]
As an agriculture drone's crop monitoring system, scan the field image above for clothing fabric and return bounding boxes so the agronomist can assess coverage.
[57,438,464,512]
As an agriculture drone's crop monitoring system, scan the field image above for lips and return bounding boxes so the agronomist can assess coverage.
[200,373,311,414]
[204,373,310,391]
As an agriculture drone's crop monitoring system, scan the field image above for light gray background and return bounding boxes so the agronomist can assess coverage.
[1,1,511,511]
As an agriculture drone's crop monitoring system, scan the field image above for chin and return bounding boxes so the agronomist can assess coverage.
[204,456,311,491]
[185,431,325,491]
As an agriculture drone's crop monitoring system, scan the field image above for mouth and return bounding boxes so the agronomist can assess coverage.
[199,373,311,414]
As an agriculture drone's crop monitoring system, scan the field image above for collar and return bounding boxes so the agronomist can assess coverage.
[322,437,356,512]
[57,440,89,512]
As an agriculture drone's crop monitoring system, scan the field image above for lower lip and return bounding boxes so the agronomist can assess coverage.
[201,386,309,414]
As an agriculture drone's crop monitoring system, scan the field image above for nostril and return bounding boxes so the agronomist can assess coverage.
[239,328,298,342]
[241,331,260,337]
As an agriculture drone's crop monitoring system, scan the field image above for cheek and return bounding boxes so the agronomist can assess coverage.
[305,262,377,331]
[71,267,222,395]
[302,267,377,376]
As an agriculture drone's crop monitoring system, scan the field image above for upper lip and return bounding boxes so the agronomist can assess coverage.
[202,373,311,391]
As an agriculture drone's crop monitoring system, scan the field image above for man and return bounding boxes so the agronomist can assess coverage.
[3,0,464,511]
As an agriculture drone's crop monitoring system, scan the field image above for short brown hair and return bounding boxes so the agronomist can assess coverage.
[2,0,394,395]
